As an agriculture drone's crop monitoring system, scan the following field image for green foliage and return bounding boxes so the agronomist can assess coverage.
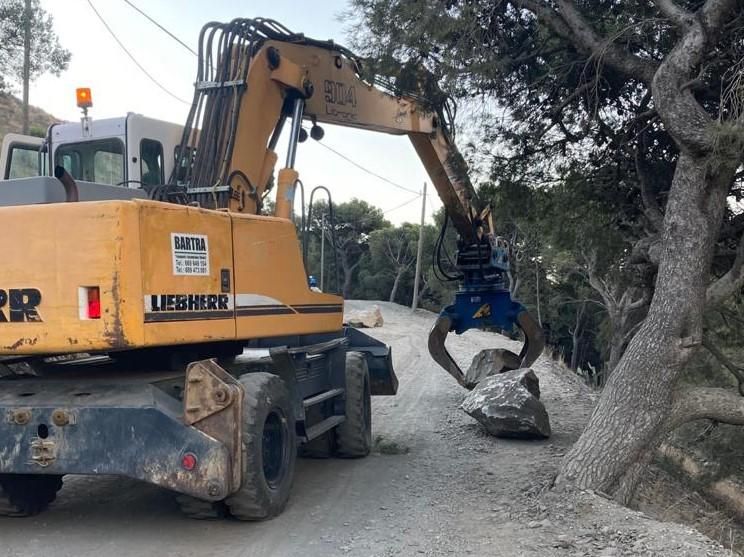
[303,198,389,298]
[27,124,45,138]
[301,199,456,310]
[347,0,721,376]
[0,0,70,93]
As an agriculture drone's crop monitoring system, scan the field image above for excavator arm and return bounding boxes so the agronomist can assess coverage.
[172,19,544,388]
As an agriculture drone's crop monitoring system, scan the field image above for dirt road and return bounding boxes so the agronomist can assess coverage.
[0,302,729,556]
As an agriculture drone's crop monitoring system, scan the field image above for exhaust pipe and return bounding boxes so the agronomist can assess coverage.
[54,166,79,202]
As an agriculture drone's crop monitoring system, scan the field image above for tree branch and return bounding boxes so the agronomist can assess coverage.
[700,0,741,33]
[635,149,665,231]
[652,0,694,29]
[581,251,618,310]
[621,319,644,346]
[555,0,657,83]
[706,232,744,306]
[651,0,738,154]
[666,387,744,432]
[515,0,575,43]
[702,336,744,395]
[627,288,650,312]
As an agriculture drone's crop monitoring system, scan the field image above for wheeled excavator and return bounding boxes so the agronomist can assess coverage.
[0,18,543,519]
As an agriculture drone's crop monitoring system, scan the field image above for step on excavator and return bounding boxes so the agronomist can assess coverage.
[0,18,543,519]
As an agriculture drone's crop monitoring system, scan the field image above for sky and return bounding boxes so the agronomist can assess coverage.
[30,0,440,224]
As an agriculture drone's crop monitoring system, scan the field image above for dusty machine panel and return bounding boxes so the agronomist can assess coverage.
[0,200,144,354]
[138,200,236,345]
[231,213,343,339]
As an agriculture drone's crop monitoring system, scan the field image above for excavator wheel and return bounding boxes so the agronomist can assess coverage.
[0,474,63,517]
[226,372,297,521]
[334,352,372,458]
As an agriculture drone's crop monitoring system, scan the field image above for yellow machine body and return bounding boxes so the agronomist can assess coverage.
[0,199,341,355]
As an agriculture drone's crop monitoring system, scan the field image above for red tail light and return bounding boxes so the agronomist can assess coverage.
[78,287,101,320]
[182,452,197,471]
[87,287,101,319]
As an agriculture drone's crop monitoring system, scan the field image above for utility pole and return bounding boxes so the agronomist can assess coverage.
[411,182,427,310]
[320,213,326,291]
[22,0,32,134]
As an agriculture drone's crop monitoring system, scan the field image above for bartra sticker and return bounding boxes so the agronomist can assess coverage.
[171,233,209,276]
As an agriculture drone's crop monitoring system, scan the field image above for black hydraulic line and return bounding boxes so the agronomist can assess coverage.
[268,115,288,151]
[169,17,461,201]
[434,210,462,282]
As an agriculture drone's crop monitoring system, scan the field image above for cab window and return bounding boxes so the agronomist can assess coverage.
[55,138,125,185]
[140,139,164,186]
[5,144,40,179]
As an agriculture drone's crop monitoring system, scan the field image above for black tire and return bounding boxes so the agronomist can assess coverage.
[0,474,63,517]
[335,351,372,458]
[226,372,297,521]
[175,495,228,520]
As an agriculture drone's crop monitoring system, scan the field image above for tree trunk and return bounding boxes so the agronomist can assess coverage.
[570,333,580,371]
[570,302,585,371]
[342,266,354,299]
[556,152,732,502]
[606,329,625,376]
[389,268,404,303]
[338,250,356,299]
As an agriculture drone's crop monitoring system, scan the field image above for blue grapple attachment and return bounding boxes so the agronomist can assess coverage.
[428,233,545,390]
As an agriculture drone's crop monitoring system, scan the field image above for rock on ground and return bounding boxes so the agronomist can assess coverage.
[461,368,550,439]
[344,304,384,328]
[465,348,523,386]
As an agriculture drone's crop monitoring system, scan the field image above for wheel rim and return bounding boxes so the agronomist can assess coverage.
[262,410,288,489]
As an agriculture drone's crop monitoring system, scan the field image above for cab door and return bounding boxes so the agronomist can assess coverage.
[0,134,44,179]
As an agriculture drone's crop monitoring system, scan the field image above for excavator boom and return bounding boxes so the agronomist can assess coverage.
[173,18,544,387]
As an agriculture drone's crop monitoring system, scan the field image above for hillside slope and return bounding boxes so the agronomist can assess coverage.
[0,92,59,143]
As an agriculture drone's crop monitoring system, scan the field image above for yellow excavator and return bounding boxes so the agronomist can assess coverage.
[0,18,543,519]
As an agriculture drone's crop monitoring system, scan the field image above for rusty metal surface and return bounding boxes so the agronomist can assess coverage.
[183,359,243,495]
[0,378,231,501]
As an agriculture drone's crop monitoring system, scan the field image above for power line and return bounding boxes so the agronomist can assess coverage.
[121,0,197,56]
[383,193,422,214]
[316,141,420,195]
[87,0,191,105]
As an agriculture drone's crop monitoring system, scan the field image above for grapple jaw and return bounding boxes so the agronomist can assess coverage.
[428,295,544,389]
[427,233,545,389]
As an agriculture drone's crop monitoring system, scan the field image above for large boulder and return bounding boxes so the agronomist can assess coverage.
[464,348,522,386]
[345,305,384,328]
[461,368,550,439]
